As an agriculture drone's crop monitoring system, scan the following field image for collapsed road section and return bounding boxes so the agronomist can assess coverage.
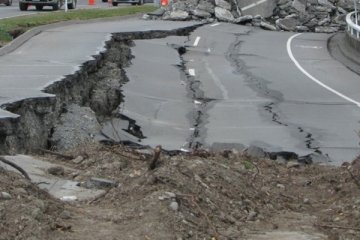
[1,18,360,165]
[0,19,204,154]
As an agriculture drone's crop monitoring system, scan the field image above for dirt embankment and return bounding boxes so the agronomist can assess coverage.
[1,144,359,240]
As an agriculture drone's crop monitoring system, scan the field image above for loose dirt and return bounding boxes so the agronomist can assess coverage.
[1,144,359,240]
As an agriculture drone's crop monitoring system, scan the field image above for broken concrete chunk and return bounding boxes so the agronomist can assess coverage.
[276,18,299,31]
[85,177,118,189]
[215,0,231,11]
[169,10,190,21]
[260,21,277,31]
[291,0,306,13]
[315,26,339,33]
[244,146,267,158]
[214,7,235,22]
[192,9,212,18]
[197,0,215,14]
[234,15,253,24]
[296,25,310,32]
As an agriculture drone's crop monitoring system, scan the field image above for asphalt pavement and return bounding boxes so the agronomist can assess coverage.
[1,15,360,165]
[115,23,360,164]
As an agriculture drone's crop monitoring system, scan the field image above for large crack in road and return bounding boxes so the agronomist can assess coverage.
[226,31,330,163]
[1,22,358,164]
[0,26,201,154]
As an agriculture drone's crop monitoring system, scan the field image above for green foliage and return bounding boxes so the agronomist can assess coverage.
[242,160,255,170]
[0,29,12,42]
[0,5,157,43]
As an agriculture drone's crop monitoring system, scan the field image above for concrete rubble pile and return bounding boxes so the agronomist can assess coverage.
[144,0,355,33]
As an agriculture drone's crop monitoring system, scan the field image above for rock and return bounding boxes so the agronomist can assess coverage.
[85,177,117,189]
[254,14,262,19]
[215,7,235,22]
[47,166,65,176]
[292,0,306,13]
[192,9,212,18]
[60,196,77,201]
[215,0,231,11]
[296,26,310,32]
[260,21,277,31]
[304,18,319,28]
[285,13,298,19]
[72,156,84,164]
[0,192,12,200]
[165,192,176,198]
[159,191,176,200]
[244,145,266,158]
[337,0,354,12]
[303,198,310,204]
[51,104,101,151]
[147,8,166,17]
[197,0,215,14]
[172,1,187,11]
[234,15,253,24]
[279,1,292,10]
[337,7,347,15]
[318,17,331,26]
[314,5,332,12]
[247,211,257,221]
[59,210,72,219]
[276,183,285,189]
[169,10,189,20]
[141,14,150,20]
[276,18,299,31]
[315,26,339,33]
[169,201,179,211]
[287,161,300,168]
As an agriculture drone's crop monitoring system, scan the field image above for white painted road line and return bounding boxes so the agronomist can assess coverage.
[210,23,221,27]
[205,61,229,100]
[193,36,201,47]
[189,69,196,76]
[241,0,268,11]
[287,33,360,107]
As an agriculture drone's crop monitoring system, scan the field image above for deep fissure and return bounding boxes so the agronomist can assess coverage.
[0,26,201,154]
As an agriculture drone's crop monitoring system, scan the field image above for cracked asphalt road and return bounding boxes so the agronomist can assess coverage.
[1,17,359,164]
[117,23,360,164]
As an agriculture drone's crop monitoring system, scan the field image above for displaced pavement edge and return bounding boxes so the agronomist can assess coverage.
[0,13,144,57]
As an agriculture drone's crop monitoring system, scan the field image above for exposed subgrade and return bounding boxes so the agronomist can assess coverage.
[0,25,203,154]
[226,32,326,163]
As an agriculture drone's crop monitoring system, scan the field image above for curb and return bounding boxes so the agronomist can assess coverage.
[328,32,360,76]
[0,13,144,57]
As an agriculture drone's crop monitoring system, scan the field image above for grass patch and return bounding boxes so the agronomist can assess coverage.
[0,5,157,44]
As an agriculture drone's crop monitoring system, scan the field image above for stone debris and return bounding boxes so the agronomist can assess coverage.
[85,177,118,189]
[146,0,352,33]
[0,191,12,200]
[169,201,179,211]
[47,166,65,176]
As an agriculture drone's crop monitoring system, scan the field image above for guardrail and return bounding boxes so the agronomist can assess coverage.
[346,11,360,39]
